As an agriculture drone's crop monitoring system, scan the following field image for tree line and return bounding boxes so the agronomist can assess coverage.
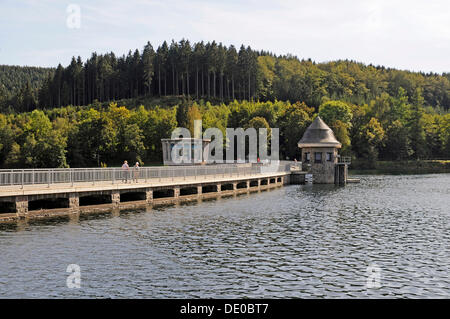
[0,65,54,113]
[0,90,449,169]
[1,39,450,113]
[36,40,259,110]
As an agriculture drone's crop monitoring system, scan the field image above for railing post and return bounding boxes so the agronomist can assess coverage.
[48,170,50,188]
[21,170,24,189]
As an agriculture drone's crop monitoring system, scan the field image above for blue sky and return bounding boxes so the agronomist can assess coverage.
[1,0,449,73]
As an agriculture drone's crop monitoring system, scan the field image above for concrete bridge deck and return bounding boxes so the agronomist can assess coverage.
[0,168,298,223]
[0,171,289,198]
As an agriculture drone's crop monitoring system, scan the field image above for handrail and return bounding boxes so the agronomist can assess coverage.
[0,161,297,187]
[338,156,352,164]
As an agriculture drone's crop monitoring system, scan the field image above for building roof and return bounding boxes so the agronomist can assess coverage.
[298,116,342,148]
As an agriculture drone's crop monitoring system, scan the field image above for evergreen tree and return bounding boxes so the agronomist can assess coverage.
[142,42,155,96]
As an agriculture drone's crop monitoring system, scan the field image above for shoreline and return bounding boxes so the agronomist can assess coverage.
[349,160,450,175]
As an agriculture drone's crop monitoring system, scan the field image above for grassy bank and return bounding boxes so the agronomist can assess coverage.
[349,160,450,175]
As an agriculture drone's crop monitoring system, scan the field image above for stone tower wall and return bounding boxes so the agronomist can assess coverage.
[301,147,338,184]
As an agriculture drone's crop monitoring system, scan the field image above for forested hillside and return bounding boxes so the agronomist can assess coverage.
[0,39,449,169]
[1,39,449,112]
[0,65,54,112]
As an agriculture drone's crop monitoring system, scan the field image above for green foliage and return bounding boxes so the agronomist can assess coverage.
[0,65,53,112]
[0,90,449,169]
[143,106,177,161]
[319,100,353,151]
[357,117,385,165]
[318,100,353,124]
[278,101,314,160]
[186,103,202,136]
[408,88,427,159]
[19,110,68,168]
[381,120,412,160]
[0,114,14,165]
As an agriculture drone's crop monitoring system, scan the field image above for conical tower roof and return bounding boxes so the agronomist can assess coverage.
[298,116,342,148]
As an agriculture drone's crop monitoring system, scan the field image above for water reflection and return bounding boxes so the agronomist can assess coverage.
[0,174,449,298]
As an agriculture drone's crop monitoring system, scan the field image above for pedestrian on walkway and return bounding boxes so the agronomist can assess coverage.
[133,162,140,183]
[122,160,129,183]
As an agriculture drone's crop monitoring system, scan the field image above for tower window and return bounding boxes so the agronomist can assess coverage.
[326,152,333,161]
[304,152,310,163]
[314,152,322,163]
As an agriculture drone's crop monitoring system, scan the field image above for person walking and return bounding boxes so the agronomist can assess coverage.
[122,160,130,183]
[133,162,140,183]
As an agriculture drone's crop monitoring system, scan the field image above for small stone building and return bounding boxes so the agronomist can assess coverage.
[298,116,344,184]
[161,138,211,165]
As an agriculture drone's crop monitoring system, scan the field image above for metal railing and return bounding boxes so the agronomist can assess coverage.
[338,156,352,165]
[0,161,298,188]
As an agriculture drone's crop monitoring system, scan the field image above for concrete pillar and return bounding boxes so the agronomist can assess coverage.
[146,188,153,204]
[111,190,120,208]
[68,193,79,210]
[246,180,250,189]
[233,182,237,191]
[162,142,168,162]
[197,185,202,196]
[174,187,180,198]
[334,164,348,186]
[15,196,28,217]
[217,184,221,193]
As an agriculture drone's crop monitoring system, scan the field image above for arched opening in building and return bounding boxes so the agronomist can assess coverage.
[236,182,247,189]
[221,184,233,191]
[0,201,15,214]
[202,185,218,193]
[79,194,112,206]
[180,187,198,196]
[29,198,69,211]
[120,192,146,202]
[153,189,175,199]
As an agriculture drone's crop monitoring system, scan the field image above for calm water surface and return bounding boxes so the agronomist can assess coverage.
[0,174,449,298]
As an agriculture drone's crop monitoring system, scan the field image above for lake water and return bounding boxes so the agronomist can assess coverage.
[0,174,449,298]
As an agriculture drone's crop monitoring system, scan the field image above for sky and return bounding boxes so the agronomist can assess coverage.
[0,0,449,73]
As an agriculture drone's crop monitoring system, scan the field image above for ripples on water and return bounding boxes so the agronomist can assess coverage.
[0,174,449,298]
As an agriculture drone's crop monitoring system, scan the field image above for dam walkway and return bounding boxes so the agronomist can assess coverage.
[0,162,303,222]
